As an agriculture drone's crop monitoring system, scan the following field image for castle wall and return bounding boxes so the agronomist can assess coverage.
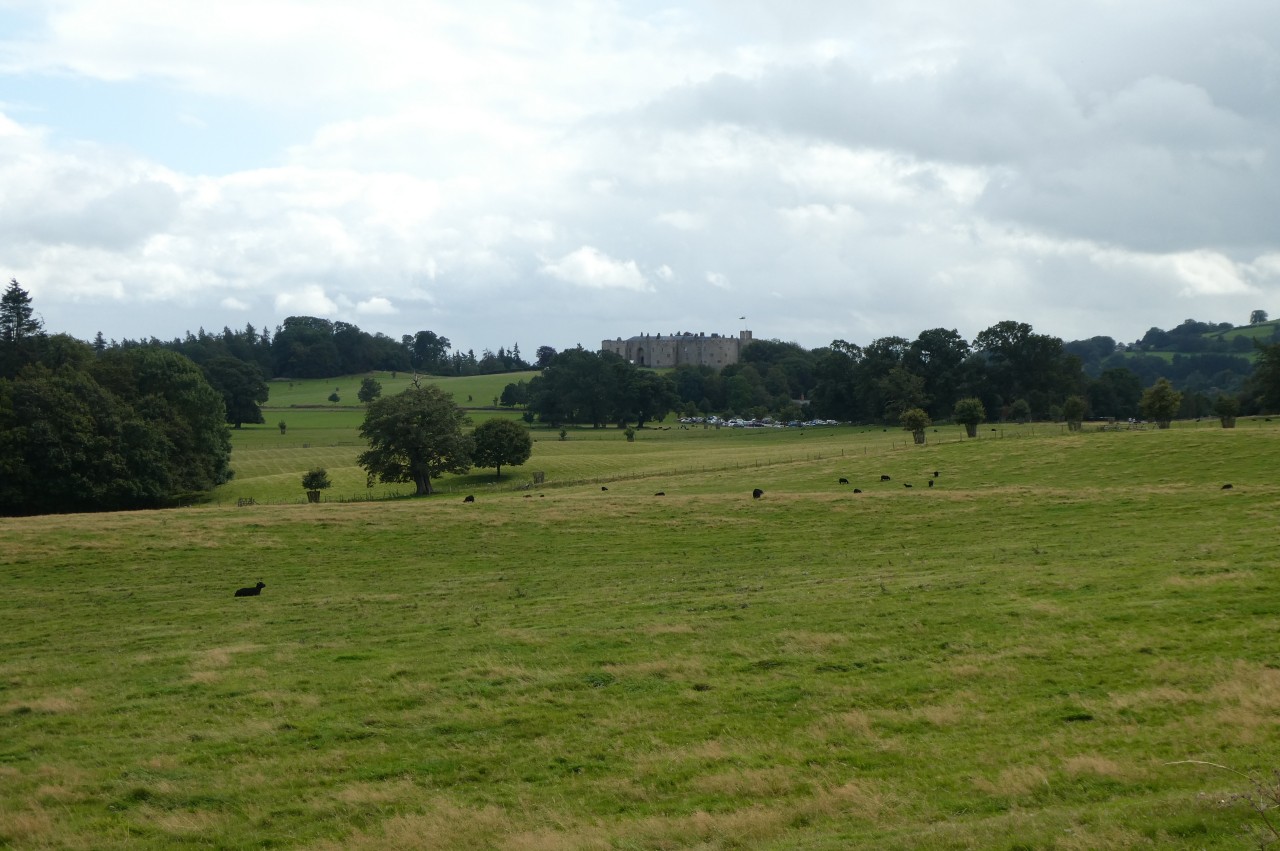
[601,330,753,369]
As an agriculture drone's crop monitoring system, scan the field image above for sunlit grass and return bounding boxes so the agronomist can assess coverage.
[2,422,1278,847]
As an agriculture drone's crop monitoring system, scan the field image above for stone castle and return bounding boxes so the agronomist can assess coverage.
[601,329,753,369]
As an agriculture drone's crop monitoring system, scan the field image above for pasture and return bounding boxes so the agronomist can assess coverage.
[2,421,1279,849]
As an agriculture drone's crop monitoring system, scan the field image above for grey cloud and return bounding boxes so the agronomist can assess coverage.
[21,180,180,249]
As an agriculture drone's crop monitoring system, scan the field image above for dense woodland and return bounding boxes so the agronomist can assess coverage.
[4,275,1280,514]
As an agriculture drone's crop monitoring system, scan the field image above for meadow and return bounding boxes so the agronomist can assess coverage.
[2,413,1279,849]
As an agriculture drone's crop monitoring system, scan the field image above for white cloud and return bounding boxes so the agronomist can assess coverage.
[656,210,706,230]
[274,285,338,316]
[356,297,396,315]
[3,2,1280,351]
[706,272,730,290]
[540,247,651,292]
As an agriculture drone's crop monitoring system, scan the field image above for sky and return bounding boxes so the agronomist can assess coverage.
[2,1,1278,355]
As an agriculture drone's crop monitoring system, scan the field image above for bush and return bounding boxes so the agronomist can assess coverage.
[301,468,332,491]
[900,407,931,444]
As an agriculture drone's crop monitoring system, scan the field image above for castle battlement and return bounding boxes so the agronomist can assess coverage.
[601,329,752,369]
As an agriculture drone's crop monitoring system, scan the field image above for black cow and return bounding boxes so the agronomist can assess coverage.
[463,495,475,503]
[853,488,862,493]
[234,582,265,598]
[880,475,891,481]
[752,488,764,499]
[838,477,849,484]
[654,491,665,496]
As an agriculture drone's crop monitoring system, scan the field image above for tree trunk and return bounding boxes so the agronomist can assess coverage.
[912,430,926,445]
[1221,416,1236,428]
[496,464,503,478]
[1068,420,1082,432]
[415,474,432,495]
[1157,420,1171,430]
[306,490,320,503]
[964,423,978,438]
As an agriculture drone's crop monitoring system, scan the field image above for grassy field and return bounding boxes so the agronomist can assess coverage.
[230,372,535,504]
[264,371,540,409]
[2,422,1279,849]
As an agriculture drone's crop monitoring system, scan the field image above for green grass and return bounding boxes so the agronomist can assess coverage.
[264,371,539,409]
[1204,320,1279,342]
[2,423,1279,848]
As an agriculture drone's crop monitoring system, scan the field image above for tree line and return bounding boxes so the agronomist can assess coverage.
[1,280,543,514]
[508,320,1280,427]
[1,280,232,515]
[102,315,541,380]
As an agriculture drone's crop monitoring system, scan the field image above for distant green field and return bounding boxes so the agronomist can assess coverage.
[1205,320,1279,342]
[264,371,539,409]
[2,423,1278,848]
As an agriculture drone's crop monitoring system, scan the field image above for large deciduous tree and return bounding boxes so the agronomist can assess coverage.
[91,347,233,493]
[471,419,533,478]
[358,384,472,495]
[202,356,269,428]
[0,342,232,514]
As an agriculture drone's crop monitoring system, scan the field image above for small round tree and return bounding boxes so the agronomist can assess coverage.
[302,467,332,503]
[900,407,931,445]
[278,420,287,435]
[328,391,340,404]
[472,419,533,479]
[1009,398,1032,424]
[357,377,383,404]
[1140,377,1182,429]
[1213,394,1240,428]
[1062,395,1087,432]
[953,397,985,438]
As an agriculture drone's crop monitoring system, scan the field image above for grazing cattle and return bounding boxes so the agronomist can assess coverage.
[853,488,862,493]
[933,471,939,478]
[752,488,764,499]
[463,495,475,503]
[904,483,913,488]
[654,491,665,496]
[601,486,608,491]
[927,479,934,488]
[234,581,265,598]
[838,477,849,484]
[523,494,532,499]
[880,475,891,482]
[1222,483,1233,489]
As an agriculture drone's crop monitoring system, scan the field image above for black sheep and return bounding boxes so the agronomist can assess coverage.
[752,488,764,499]
[234,581,265,597]
[463,495,475,503]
